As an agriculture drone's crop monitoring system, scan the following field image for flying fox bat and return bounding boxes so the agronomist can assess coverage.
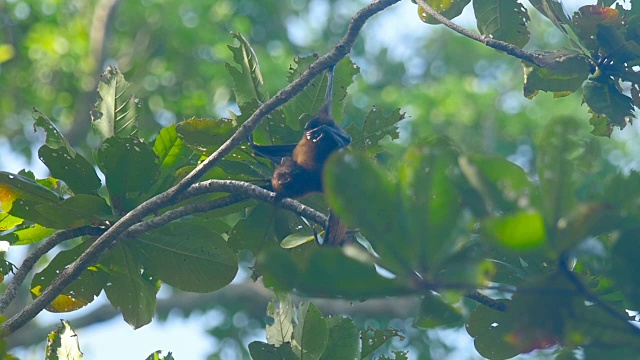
[250,66,350,245]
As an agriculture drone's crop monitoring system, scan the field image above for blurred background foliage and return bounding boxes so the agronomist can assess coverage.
[2,0,639,358]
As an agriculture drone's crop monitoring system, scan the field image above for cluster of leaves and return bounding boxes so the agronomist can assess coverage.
[416,0,640,137]
[0,34,404,358]
[252,116,640,359]
[3,27,640,360]
[249,292,406,360]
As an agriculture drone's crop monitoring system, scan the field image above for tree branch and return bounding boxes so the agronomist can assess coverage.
[0,226,106,315]
[1,0,399,336]
[414,0,544,67]
[559,257,640,337]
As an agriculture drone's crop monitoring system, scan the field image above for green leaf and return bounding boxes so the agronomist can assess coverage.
[536,117,581,240]
[34,194,112,229]
[31,241,106,313]
[280,232,315,249]
[45,320,83,360]
[320,317,359,360]
[417,0,472,25]
[466,299,521,360]
[413,292,463,328]
[324,152,408,275]
[153,123,192,177]
[33,110,102,195]
[481,210,547,251]
[347,107,405,155]
[266,291,294,346]
[225,32,265,105]
[360,327,405,359]
[292,302,329,360]
[132,220,238,293]
[459,154,538,214]
[32,109,76,155]
[248,342,297,360]
[399,138,461,272]
[38,146,102,195]
[583,77,634,130]
[474,0,530,48]
[175,118,236,154]
[588,112,613,137]
[0,222,56,246]
[0,171,61,206]
[282,56,359,129]
[91,67,139,140]
[96,136,159,213]
[257,245,407,298]
[228,203,276,253]
[102,243,159,329]
[522,50,591,99]
[0,212,23,232]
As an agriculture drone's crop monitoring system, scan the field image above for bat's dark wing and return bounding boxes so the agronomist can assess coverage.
[249,142,297,164]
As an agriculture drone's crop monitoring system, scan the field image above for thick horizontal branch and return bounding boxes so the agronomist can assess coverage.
[414,0,544,67]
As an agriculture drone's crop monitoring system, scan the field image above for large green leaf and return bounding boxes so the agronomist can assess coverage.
[152,124,193,185]
[320,317,360,360]
[324,152,409,275]
[102,244,159,329]
[257,244,408,298]
[536,117,581,243]
[0,171,61,206]
[225,32,265,105]
[33,111,101,195]
[228,203,276,254]
[398,139,461,271]
[282,56,359,129]
[583,77,634,130]
[131,220,238,293]
[413,292,463,329]
[292,302,329,360]
[91,67,139,141]
[459,154,538,214]
[522,50,591,99]
[474,0,530,48]
[175,118,236,154]
[96,136,159,213]
[481,210,547,251]
[34,194,112,229]
[31,241,106,313]
[0,224,56,245]
[347,107,405,155]
[38,146,102,195]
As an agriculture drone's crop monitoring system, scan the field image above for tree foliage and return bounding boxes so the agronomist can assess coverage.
[1,0,640,359]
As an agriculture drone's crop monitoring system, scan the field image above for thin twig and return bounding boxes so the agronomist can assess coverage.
[414,0,544,67]
[0,226,106,314]
[465,291,506,312]
[1,2,401,335]
[559,257,640,336]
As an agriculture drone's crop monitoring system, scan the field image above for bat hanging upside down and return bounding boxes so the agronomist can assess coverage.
[249,66,351,245]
